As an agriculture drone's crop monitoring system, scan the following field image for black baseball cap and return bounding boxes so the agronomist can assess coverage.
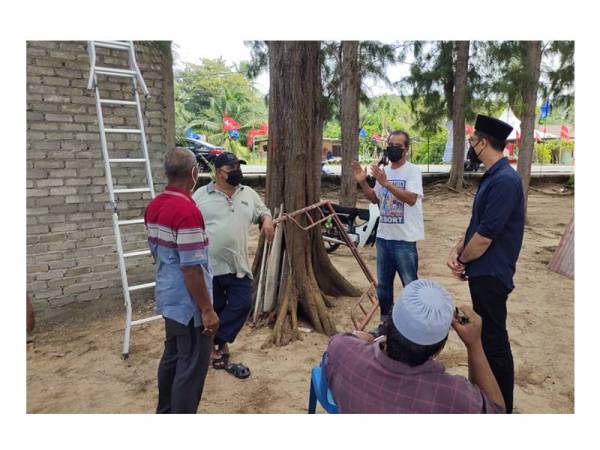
[214,152,247,168]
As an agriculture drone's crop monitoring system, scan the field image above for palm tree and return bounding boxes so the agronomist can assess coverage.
[187,86,265,150]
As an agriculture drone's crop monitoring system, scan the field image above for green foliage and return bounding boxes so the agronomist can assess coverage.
[176,59,258,116]
[401,41,492,135]
[360,95,415,135]
[533,139,575,164]
[175,101,192,141]
[410,133,448,164]
[542,41,574,116]
[186,86,266,145]
[323,120,341,139]
[243,41,269,79]
[175,58,267,150]
[143,41,172,58]
[482,41,574,122]
[481,41,529,116]
[402,40,575,136]
[401,41,454,134]
[244,41,400,124]
[533,143,552,164]
[224,138,251,160]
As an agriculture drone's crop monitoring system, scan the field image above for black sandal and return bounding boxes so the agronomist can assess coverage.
[225,362,251,379]
[212,353,230,370]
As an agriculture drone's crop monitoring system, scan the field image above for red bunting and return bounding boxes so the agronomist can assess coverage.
[247,122,269,147]
[223,114,241,131]
[560,124,570,141]
[247,129,259,147]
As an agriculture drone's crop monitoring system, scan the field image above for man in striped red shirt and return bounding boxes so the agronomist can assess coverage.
[144,147,220,414]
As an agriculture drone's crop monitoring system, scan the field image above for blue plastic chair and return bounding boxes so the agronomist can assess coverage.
[308,353,338,414]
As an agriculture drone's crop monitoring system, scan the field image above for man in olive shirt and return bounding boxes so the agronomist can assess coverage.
[193,152,274,378]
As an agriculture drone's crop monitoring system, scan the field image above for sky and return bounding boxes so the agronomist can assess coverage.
[173,40,565,106]
[174,40,411,96]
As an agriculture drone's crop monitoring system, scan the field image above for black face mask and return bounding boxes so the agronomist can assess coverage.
[467,145,480,165]
[386,145,405,162]
[467,139,485,165]
[225,168,243,187]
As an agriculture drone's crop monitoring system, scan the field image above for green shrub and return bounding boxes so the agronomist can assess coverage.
[534,139,575,164]
[533,143,552,164]
[410,132,447,164]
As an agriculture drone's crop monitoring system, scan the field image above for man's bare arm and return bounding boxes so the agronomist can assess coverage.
[459,232,493,263]
[358,179,380,204]
[382,181,418,206]
[352,160,379,204]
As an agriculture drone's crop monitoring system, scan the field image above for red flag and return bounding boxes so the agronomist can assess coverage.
[247,129,257,147]
[259,122,269,134]
[223,114,241,131]
[560,124,570,141]
[465,124,474,135]
[371,133,382,142]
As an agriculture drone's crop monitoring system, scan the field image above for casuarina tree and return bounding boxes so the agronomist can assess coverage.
[252,41,361,346]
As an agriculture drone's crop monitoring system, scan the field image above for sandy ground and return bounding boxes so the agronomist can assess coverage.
[27,182,574,413]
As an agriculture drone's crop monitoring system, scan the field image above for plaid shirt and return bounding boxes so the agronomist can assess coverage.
[326,334,504,414]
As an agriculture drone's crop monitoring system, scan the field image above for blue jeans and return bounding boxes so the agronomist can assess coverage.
[376,238,419,317]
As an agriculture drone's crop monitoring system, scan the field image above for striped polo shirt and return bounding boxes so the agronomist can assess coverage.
[144,185,213,327]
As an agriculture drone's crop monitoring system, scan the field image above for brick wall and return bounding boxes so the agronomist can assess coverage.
[26,41,175,320]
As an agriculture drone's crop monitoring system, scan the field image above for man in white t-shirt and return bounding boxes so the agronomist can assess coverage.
[352,130,424,336]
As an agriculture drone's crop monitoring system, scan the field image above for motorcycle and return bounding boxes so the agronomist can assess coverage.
[321,202,380,253]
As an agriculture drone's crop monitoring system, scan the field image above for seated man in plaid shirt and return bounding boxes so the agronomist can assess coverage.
[326,279,505,413]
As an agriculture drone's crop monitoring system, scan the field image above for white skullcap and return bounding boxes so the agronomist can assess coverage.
[391,279,454,346]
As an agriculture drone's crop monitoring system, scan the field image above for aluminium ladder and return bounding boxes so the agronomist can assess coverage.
[87,40,161,359]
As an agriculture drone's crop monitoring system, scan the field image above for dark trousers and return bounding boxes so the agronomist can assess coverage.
[468,276,515,414]
[156,318,212,414]
[376,238,419,317]
[213,274,252,347]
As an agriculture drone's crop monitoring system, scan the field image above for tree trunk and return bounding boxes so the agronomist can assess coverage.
[517,41,542,216]
[255,41,360,347]
[447,41,470,191]
[340,41,360,207]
